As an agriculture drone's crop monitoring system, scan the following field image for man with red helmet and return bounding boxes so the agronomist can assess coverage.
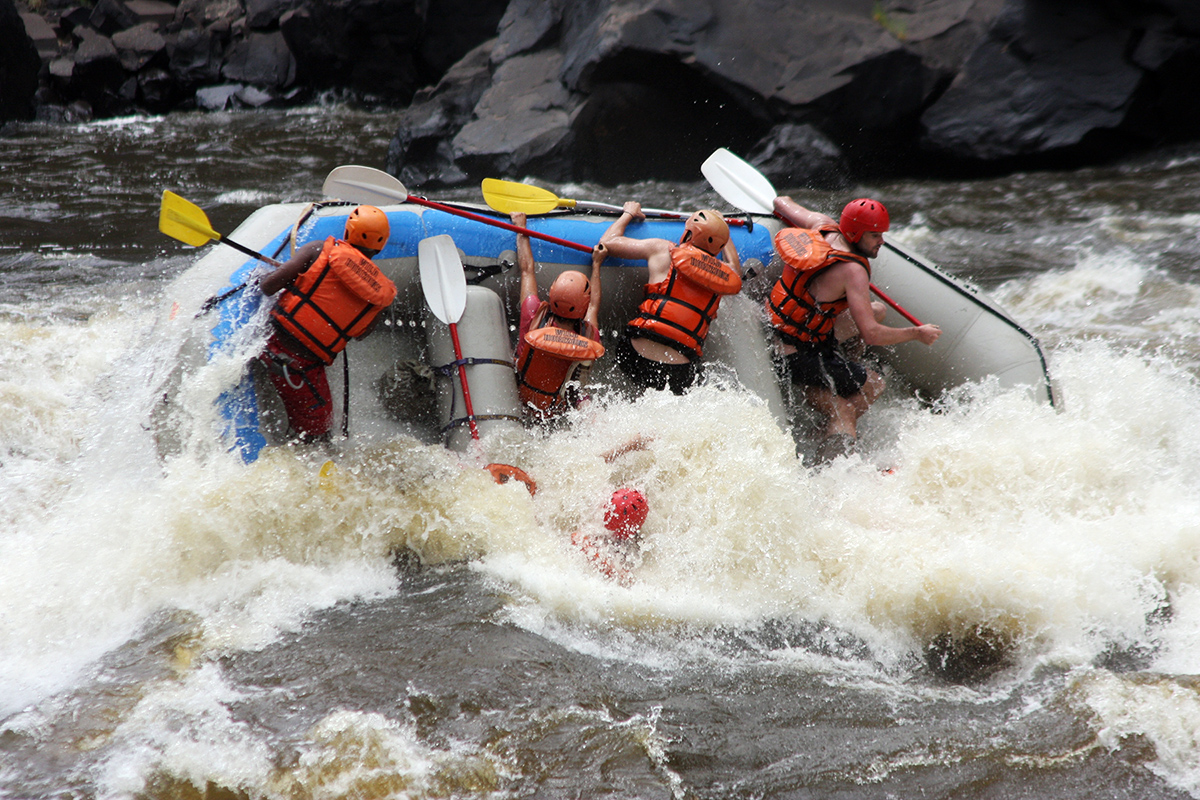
[257,205,397,442]
[512,212,606,420]
[767,195,941,459]
[599,201,743,395]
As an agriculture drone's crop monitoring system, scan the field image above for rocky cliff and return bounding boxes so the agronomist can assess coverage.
[6,0,1200,188]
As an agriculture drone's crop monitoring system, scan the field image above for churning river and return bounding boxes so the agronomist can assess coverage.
[4,103,1200,799]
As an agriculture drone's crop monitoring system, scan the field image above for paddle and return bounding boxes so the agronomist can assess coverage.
[480,178,746,227]
[323,165,595,255]
[159,190,284,268]
[418,234,480,441]
[701,148,924,326]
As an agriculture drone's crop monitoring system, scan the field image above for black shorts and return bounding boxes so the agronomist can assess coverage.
[778,341,868,398]
[614,334,698,396]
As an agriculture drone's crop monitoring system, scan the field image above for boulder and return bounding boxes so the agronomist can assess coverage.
[451,50,583,181]
[112,21,166,72]
[221,30,295,87]
[386,40,496,187]
[920,1,1144,161]
[280,0,423,100]
[1,0,41,122]
[746,123,851,191]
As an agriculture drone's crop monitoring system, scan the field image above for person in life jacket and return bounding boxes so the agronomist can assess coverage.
[598,201,742,395]
[570,487,650,586]
[766,196,941,459]
[257,204,397,442]
[511,211,606,421]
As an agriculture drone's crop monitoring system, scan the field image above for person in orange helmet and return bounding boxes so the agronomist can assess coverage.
[257,205,397,442]
[766,196,941,459]
[599,202,742,395]
[512,211,606,421]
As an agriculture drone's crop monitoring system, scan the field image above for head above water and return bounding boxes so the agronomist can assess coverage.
[604,487,649,541]
[548,270,591,319]
[681,209,729,256]
[344,205,390,253]
[838,198,889,245]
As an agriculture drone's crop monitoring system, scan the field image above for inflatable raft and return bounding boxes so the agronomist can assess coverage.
[161,179,1054,463]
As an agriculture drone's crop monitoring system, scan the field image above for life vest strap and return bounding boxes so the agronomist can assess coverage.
[433,357,515,376]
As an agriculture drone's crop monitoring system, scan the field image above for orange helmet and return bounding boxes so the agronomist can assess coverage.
[605,487,648,541]
[680,209,729,256]
[548,271,591,319]
[344,205,390,251]
[839,198,889,244]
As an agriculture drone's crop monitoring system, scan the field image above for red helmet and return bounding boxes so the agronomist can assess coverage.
[604,487,649,541]
[548,271,591,319]
[839,198,889,244]
[344,205,390,251]
[681,209,729,256]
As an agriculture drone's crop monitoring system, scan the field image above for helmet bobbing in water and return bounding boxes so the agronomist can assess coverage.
[548,271,591,319]
[680,209,729,256]
[838,198,889,244]
[343,205,390,252]
[604,487,649,541]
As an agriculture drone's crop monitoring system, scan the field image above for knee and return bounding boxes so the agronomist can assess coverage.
[871,301,886,323]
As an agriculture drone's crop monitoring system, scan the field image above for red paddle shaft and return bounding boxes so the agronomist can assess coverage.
[447,323,480,440]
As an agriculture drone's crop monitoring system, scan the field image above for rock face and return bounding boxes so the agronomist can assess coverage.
[388,0,1200,187]
[11,0,1200,187]
[2,0,41,122]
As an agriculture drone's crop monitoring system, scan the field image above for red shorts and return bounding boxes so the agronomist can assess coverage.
[260,334,332,440]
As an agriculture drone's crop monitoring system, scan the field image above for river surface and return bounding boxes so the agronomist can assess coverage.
[4,103,1200,799]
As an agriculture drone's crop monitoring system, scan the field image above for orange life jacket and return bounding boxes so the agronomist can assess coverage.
[515,302,604,415]
[271,237,397,365]
[765,225,870,347]
[626,243,742,360]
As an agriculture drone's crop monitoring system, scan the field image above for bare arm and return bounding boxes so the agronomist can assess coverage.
[773,195,837,231]
[585,242,606,331]
[598,201,674,279]
[259,240,323,296]
[512,212,538,305]
[840,264,941,347]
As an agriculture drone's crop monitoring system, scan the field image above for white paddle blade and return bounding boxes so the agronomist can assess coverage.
[701,148,776,215]
[323,165,409,206]
[418,234,467,325]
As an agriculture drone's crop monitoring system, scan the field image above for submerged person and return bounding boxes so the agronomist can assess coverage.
[571,487,650,585]
[257,204,397,442]
[512,211,606,420]
[598,202,742,395]
[766,196,941,458]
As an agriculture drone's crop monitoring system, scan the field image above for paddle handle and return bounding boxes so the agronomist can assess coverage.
[220,234,283,267]
[407,196,593,254]
[575,200,746,227]
[869,282,922,326]
[448,322,480,440]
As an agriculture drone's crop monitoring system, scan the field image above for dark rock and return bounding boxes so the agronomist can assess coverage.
[167,24,223,86]
[386,39,496,187]
[1,0,42,122]
[88,0,140,36]
[125,0,176,27]
[221,30,295,87]
[112,21,166,72]
[420,0,508,78]
[245,0,294,29]
[451,49,582,181]
[280,0,423,101]
[747,123,851,191]
[195,81,242,109]
[70,27,134,116]
[920,1,1143,161]
[925,624,1014,684]
[19,11,60,58]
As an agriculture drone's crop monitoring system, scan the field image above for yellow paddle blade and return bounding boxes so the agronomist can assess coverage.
[481,178,576,214]
[159,190,220,247]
